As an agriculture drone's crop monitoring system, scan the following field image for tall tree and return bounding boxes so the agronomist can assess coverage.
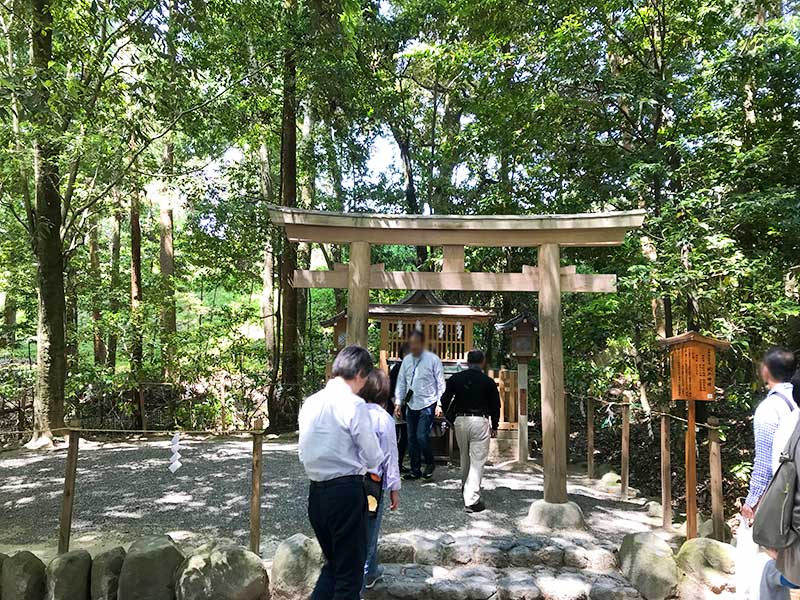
[107,209,122,371]
[89,223,107,365]
[277,15,300,424]
[27,0,67,444]
[130,185,144,426]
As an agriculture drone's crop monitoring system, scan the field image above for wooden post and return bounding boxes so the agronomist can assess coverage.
[685,400,697,539]
[587,398,595,479]
[518,361,529,463]
[708,417,725,541]
[138,387,146,431]
[661,413,673,530]
[249,418,264,555]
[442,245,465,272]
[58,426,80,554]
[346,241,370,347]
[538,243,567,504]
[621,403,630,498]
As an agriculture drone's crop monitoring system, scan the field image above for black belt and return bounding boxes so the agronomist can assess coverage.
[309,475,363,489]
[456,412,488,418]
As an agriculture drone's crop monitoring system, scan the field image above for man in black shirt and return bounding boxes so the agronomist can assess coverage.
[441,349,501,513]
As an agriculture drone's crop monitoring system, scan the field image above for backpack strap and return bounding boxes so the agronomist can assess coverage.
[773,390,797,412]
[784,415,800,464]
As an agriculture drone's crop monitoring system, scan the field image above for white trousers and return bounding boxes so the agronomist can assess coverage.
[455,416,491,507]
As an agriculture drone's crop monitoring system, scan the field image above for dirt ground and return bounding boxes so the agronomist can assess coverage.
[0,433,679,563]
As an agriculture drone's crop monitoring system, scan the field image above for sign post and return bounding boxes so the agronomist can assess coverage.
[659,332,730,538]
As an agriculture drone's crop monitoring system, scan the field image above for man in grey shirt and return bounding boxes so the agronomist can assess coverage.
[394,330,445,480]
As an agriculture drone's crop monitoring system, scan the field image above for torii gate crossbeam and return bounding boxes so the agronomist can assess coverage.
[267,205,646,506]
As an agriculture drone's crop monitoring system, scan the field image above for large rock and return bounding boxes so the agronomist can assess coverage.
[118,536,184,600]
[526,501,586,530]
[618,532,678,600]
[47,549,91,600]
[270,534,323,600]
[377,534,415,564]
[564,545,617,573]
[588,575,642,600]
[644,502,663,519]
[2,551,47,600]
[91,547,125,600]
[675,538,736,593]
[176,543,267,600]
[497,571,541,599]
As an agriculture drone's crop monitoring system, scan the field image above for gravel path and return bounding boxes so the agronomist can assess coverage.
[0,434,670,562]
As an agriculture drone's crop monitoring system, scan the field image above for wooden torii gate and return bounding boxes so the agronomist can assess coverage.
[268,206,645,505]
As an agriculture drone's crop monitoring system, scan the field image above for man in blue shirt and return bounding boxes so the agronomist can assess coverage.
[742,347,797,523]
[394,330,446,480]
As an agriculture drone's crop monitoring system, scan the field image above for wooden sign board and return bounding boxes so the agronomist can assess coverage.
[669,342,716,401]
[659,332,730,402]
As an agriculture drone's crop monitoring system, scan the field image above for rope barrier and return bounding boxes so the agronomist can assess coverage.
[580,395,722,430]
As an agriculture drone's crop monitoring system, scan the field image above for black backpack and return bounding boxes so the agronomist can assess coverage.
[753,409,800,549]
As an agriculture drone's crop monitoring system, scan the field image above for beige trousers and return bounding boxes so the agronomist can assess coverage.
[455,416,491,507]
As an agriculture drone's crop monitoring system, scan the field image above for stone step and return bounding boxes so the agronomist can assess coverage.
[378,532,618,573]
[363,563,643,600]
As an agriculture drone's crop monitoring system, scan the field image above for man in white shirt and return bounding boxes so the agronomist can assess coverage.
[393,330,446,480]
[299,345,384,599]
[742,347,797,524]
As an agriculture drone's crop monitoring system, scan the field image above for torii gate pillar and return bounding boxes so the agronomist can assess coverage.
[538,243,567,504]
[346,241,370,346]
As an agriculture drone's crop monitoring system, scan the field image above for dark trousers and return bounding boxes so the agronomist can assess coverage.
[308,477,367,600]
[397,423,408,467]
[406,404,435,474]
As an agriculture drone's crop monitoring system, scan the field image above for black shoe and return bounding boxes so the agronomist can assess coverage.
[422,463,435,480]
[465,500,486,513]
[403,471,421,481]
[400,465,411,474]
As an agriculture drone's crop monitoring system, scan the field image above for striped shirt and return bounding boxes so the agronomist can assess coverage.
[745,382,796,507]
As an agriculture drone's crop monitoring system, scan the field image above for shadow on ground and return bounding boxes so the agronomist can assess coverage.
[0,435,669,562]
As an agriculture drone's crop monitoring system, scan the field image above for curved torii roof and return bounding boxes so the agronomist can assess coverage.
[267,205,646,247]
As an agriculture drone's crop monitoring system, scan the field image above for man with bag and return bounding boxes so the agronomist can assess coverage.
[394,329,446,481]
[742,348,797,523]
[744,349,796,600]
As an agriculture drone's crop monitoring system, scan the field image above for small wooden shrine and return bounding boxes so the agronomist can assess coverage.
[321,290,494,372]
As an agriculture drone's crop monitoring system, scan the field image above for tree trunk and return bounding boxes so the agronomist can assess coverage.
[89,224,107,365]
[257,142,276,362]
[30,0,66,443]
[324,127,346,311]
[130,187,144,424]
[276,40,300,427]
[391,128,428,265]
[64,269,78,373]
[295,107,315,378]
[158,165,176,378]
[430,94,462,212]
[106,209,122,371]
[1,295,17,348]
